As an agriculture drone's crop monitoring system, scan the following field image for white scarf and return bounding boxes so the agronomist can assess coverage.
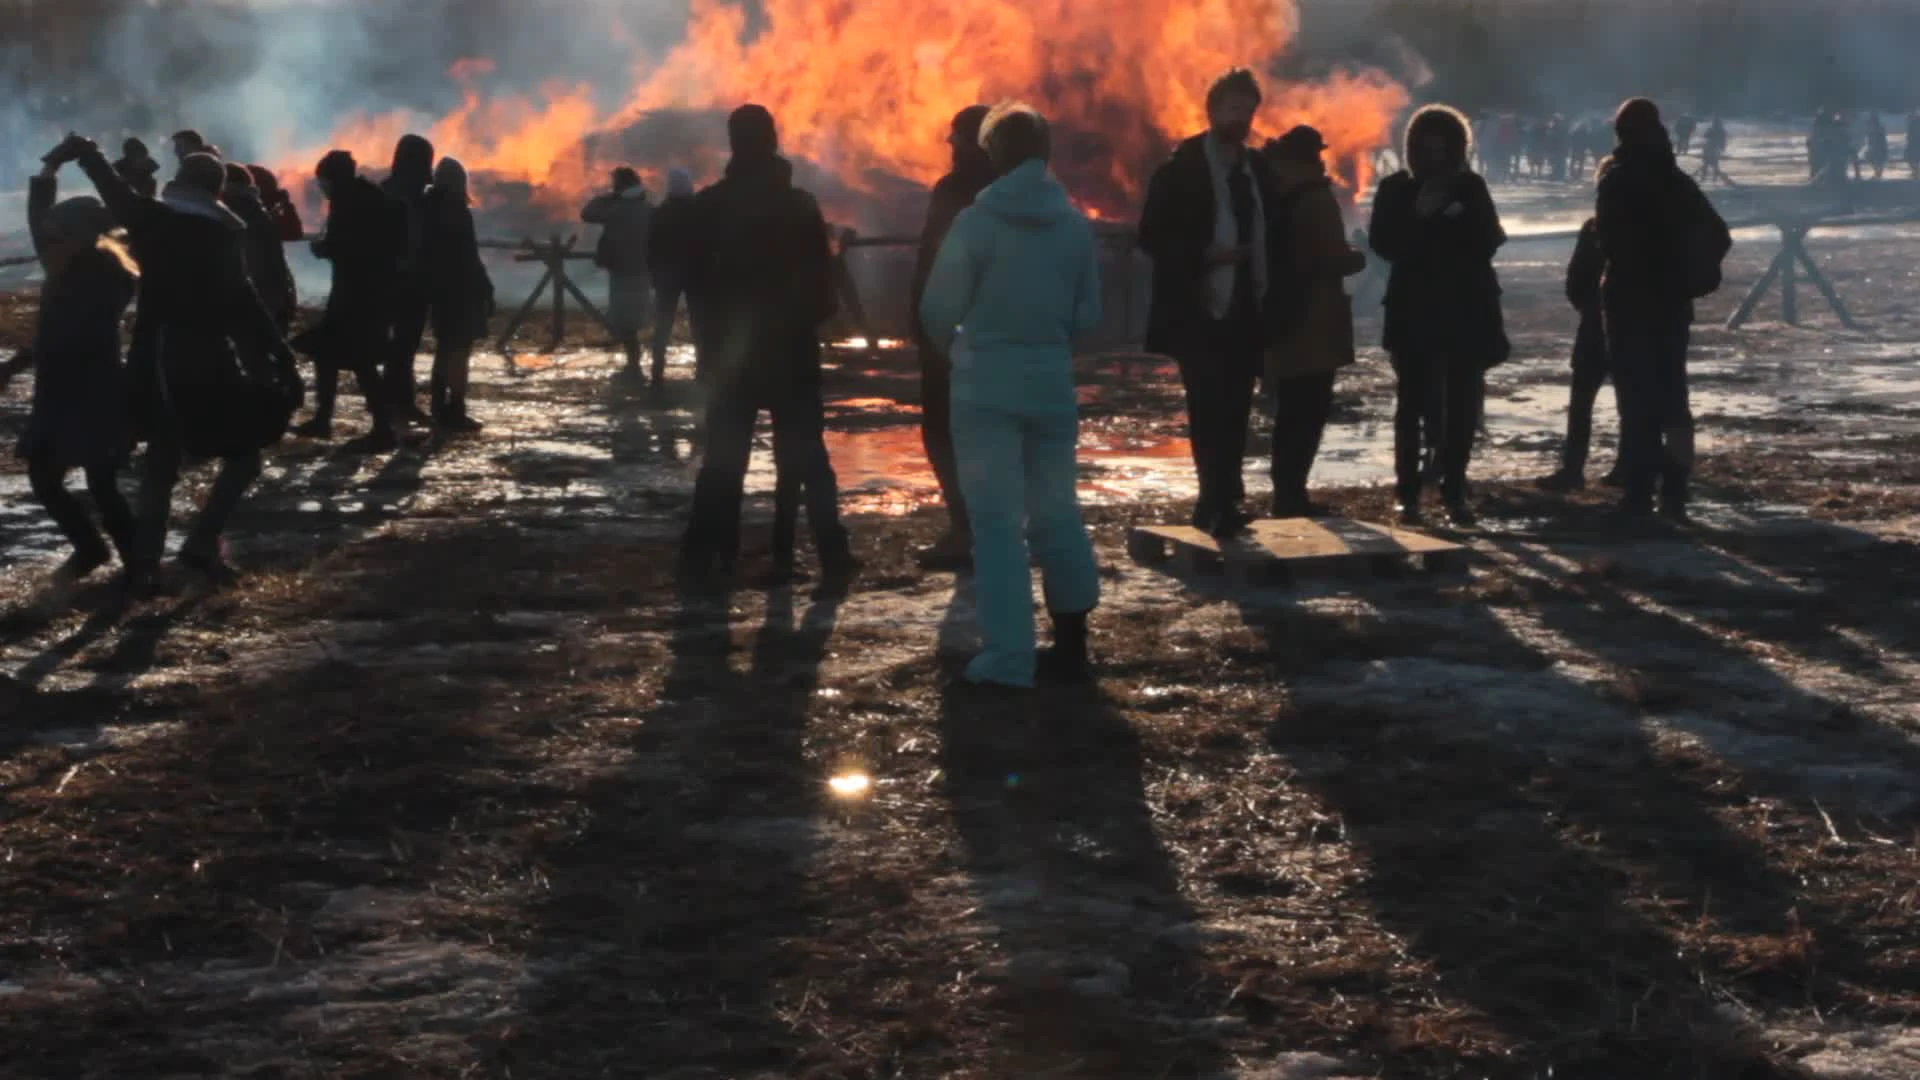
[1203,136,1267,320]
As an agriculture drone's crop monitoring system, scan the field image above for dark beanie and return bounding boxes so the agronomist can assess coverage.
[1614,97,1663,142]
[177,153,226,195]
[316,150,358,184]
[728,104,779,158]
[952,104,991,146]
[223,162,255,189]
[1270,124,1328,162]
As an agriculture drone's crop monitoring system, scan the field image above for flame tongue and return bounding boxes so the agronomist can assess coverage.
[278,0,1406,223]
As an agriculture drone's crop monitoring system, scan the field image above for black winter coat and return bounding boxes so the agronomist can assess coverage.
[16,174,136,469]
[1367,169,1508,364]
[423,187,494,346]
[686,154,836,393]
[75,147,294,442]
[1138,134,1281,356]
[1567,217,1607,375]
[646,194,698,284]
[1595,142,1727,327]
[908,160,995,354]
[227,188,299,331]
[302,175,403,361]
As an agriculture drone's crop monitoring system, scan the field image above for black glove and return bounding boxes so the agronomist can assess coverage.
[41,133,97,167]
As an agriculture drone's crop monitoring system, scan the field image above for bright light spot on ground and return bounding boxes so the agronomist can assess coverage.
[828,772,872,797]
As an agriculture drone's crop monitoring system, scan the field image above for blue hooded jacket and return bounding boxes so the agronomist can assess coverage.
[917,160,1102,414]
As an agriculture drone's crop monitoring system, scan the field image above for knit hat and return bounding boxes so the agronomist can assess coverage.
[1269,124,1328,162]
[223,162,256,189]
[176,152,226,195]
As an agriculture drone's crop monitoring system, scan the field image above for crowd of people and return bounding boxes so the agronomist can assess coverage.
[1,71,1735,692]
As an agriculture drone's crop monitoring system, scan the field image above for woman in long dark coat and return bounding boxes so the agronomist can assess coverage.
[1368,104,1509,528]
[0,159,139,581]
[423,157,493,432]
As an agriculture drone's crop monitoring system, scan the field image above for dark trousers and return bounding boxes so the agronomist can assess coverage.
[1563,313,1612,475]
[430,339,474,419]
[134,422,262,569]
[1268,371,1336,511]
[919,346,968,534]
[311,315,393,430]
[387,293,431,409]
[1609,317,1693,509]
[1176,328,1261,521]
[1391,351,1480,504]
[652,279,682,383]
[29,459,134,564]
[686,378,846,568]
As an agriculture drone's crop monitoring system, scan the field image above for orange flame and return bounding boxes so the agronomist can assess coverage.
[278,0,1406,226]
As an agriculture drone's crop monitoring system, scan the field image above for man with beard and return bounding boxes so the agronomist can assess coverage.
[908,103,994,571]
[57,134,300,592]
[1139,68,1278,538]
[382,134,437,422]
[680,104,854,585]
[1596,98,1730,521]
[292,150,402,451]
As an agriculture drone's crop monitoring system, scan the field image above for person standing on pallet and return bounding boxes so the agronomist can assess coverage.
[1259,126,1365,520]
[1139,68,1279,539]
[918,103,1103,689]
[581,167,654,383]
[908,104,995,571]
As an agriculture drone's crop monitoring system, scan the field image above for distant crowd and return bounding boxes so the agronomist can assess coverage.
[0,75,1738,692]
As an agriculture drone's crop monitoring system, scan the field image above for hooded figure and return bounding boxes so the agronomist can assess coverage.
[581,165,654,378]
[2,161,140,581]
[1138,68,1280,539]
[1595,97,1729,520]
[679,103,852,584]
[381,133,436,418]
[55,135,299,590]
[1368,103,1508,528]
[1260,125,1366,519]
[294,149,403,448]
[422,157,493,431]
[918,103,1102,689]
[644,167,698,385]
[113,138,160,200]
[909,103,996,571]
[223,162,298,331]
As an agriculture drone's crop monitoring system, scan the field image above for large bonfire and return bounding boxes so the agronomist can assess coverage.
[277,0,1407,229]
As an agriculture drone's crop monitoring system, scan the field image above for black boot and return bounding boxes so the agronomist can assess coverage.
[1037,610,1094,685]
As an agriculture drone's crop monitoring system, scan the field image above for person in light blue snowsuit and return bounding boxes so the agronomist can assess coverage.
[917,103,1103,689]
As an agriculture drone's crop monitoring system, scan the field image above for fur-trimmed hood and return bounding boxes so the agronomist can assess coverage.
[1402,104,1474,177]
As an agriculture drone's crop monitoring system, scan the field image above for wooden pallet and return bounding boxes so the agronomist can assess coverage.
[1127,517,1469,584]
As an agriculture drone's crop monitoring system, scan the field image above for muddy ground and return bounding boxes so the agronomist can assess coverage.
[3,161,1920,1077]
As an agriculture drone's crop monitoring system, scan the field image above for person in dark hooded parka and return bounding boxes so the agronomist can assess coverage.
[294,149,402,450]
[908,104,996,570]
[679,104,854,584]
[223,162,298,333]
[423,157,493,432]
[0,154,140,582]
[57,134,300,590]
[113,138,160,200]
[1368,103,1508,528]
[383,133,436,421]
[1596,98,1730,520]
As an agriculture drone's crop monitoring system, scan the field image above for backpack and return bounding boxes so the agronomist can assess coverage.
[1672,175,1732,299]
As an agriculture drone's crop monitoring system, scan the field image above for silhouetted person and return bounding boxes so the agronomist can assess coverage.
[1596,98,1731,521]
[1260,125,1365,518]
[383,133,436,421]
[1537,213,1620,491]
[423,158,493,432]
[60,135,299,591]
[1139,68,1277,538]
[680,104,853,584]
[919,103,1101,689]
[294,150,401,450]
[1,156,138,583]
[247,164,305,242]
[645,168,697,386]
[1865,111,1890,179]
[1673,113,1697,155]
[1368,104,1509,528]
[222,163,298,333]
[169,129,207,166]
[112,137,159,200]
[1697,116,1730,184]
[1906,111,1920,178]
[909,103,995,570]
[582,166,654,380]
